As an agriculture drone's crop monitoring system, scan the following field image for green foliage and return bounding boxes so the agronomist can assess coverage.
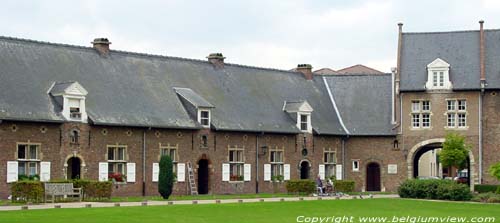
[497,186,500,195]
[285,180,316,194]
[18,174,40,181]
[439,133,470,170]
[49,179,111,201]
[159,155,174,199]
[11,181,44,203]
[398,179,472,201]
[271,175,284,183]
[472,192,500,203]
[489,162,500,181]
[474,184,499,193]
[334,180,355,193]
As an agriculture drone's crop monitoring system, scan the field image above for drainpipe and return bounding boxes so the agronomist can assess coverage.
[142,128,148,196]
[342,136,347,180]
[255,133,263,194]
[478,20,485,184]
[479,94,483,184]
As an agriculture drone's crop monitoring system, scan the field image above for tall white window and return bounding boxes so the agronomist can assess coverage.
[269,147,284,179]
[426,58,452,90]
[411,100,431,128]
[352,160,360,172]
[160,144,178,175]
[324,148,336,178]
[446,100,467,128]
[229,146,244,182]
[198,110,211,128]
[17,144,40,177]
[107,145,127,182]
[300,114,308,131]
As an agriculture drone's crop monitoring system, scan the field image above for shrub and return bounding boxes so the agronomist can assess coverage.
[497,186,500,195]
[159,155,174,199]
[84,181,112,200]
[472,192,500,203]
[398,179,472,201]
[489,162,500,181]
[11,181,44,203]
[334,180,355,193]
[285,180,316,194]
[474,184,499,193]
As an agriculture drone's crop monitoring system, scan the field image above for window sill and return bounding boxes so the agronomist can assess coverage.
[229,181,245,184]
[444,126,469,131]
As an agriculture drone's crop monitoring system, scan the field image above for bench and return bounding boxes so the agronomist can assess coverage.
[44,183,82,203]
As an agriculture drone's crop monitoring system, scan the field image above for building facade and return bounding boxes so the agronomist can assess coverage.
[0,21,499,198]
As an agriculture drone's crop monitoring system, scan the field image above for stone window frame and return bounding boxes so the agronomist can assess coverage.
[352,159,360,172]
[198,109,211,128]
[323,148,336,178]
[107,144,128,182]
[445,99,468,129]
[159,143,179,175]
[410,100,431,129]
[228,145,245,182]
[269,146,285,178]
[16,142,42,177]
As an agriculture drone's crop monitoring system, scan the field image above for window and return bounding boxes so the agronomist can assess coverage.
[411,100,431,128]
[107,145,127,182]
[426,58,451,90]
[70,130,79,144]
[352,160,359,172]
[17,144,40,177]
[160,144,178,175]
[324,148,336,178]
[269,147,284,178]
[228,146,244,181]
[200,135,208,148]
[446,99,467,128]
[300,114,308,131]
[70,107,81,120]
[199,110,210,127]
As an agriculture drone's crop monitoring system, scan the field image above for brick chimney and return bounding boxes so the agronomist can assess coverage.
[479,20,486,84]
[92,38,111,56]
[207,53,225,69]
[296,64,313,80]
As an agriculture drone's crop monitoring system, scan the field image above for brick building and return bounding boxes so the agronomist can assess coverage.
[0,21,499,198]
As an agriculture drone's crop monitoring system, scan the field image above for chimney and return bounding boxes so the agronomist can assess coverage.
[92,38,111,56]
[479,20,486,83]
[296,64,313,80]
[396,22,403,84]
[207,53,225,69]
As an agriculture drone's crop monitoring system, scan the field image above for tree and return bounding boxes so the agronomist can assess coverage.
[489,162,500,181]
[158,155,174,199]
[439,133,470,171]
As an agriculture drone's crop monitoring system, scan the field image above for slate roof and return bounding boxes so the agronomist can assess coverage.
[485,30,500,89]
[324,74,395,136]
[336,64,384,75]
[49,82,76,96]
[400,30,482,91]
[0,36,350,135]
[174,87,214,108]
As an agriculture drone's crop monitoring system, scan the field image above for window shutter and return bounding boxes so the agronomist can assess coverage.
[7,161,18,183]
[284,164,291,181]
[40,162,51,182]
[98,162,108,182]
[263,164,271,181]
[177,163,185,182]
[336,164,343,180]
[222,163,230,182]
[152,163,159,182]
[318,164,325,180]
[127,163,136,182]
[243,164,251,181]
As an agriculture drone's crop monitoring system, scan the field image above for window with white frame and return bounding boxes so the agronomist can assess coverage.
[426,58,452,90]
[446,100,467,128]
[269,147,284,178]
[160,144,178,175]
[411,100,431,128]
[198,110,210,127]
[107,145,127,182]
[352,160,360,172]
[298,113,311,132]
[300,114,308,131]
[229,146,244,181]
[17,143,40,177]
[324,148,336,178]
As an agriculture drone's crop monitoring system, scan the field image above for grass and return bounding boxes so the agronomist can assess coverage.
[108,193,301,202]
[0,199,498,223]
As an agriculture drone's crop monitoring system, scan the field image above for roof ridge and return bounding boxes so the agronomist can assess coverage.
[325,73,391,77]
[0,35,301,75]
[403,28,500,35]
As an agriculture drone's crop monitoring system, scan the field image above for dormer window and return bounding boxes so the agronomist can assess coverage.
[426,58,452,90]
[198,109,211,128]
[49,82,88,123]
[283,100,313,133]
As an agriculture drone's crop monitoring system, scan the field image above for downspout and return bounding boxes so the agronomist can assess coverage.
[142,128,148,196]
[342,136,347,180]
[479,20,485,184]
[255,134,260,194]
[479,94,483,184]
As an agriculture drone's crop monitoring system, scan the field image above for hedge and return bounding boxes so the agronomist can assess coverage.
[474,184,499,193]
[11,181,44,203]
[285,180,316,194]
[334,180,355,192]
[398,179,472,201]
[49,179,112,201]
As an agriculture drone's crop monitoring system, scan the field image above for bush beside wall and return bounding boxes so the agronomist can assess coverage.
[286,180,316,194]
[398,179,472,201]
[11,181,44,203]
[334,180,355,193]
[474,184,499,193]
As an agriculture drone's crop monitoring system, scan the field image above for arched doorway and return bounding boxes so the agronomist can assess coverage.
[67,157,81,179]
[366,162,381,191]
[197,159,209,194]
[300,161,310,179]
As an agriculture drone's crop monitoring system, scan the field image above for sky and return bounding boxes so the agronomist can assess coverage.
[1,0,499,73]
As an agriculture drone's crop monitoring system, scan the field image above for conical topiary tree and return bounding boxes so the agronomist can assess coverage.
[158,155,174,199]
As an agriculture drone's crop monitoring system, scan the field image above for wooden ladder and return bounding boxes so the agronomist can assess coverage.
[187,162,198,195]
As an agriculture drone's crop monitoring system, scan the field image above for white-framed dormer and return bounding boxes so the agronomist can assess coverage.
[49,82,88,123]
[426,58,452,90]
[197,108,211,128]
[283,100,313,133]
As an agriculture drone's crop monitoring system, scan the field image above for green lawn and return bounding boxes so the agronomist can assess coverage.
[1,199,498,223]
